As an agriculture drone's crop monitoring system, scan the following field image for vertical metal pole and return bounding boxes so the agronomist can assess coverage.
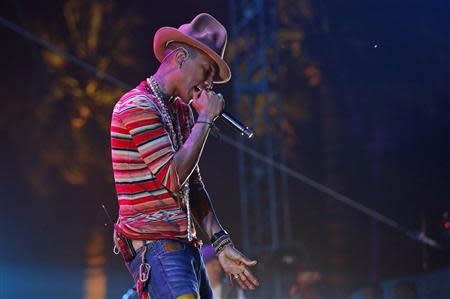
[229,1,286,297]
[229,0,251,253]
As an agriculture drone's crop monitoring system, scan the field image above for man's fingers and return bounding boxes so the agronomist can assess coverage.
[240,273,255,290]
[231,249,257,266]
[234,270,257,290]
[239,256,257,266]
[226,267,259,290]
[234,276,247,290]
[243,268,259,287]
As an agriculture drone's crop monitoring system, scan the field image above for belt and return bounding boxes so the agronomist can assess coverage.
[131,238,202,252]
[132,239,154,252]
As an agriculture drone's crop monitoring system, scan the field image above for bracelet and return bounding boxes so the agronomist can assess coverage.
[214,237,233,255]
[196,120,213,128]
[215,241,233,255]
[212,234,230,247]
[210,230,229,244]
[211,230,233,255]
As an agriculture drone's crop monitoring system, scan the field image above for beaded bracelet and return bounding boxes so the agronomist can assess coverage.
[212,234,230,247]
[214,238,233,255]
[211,230,233,255]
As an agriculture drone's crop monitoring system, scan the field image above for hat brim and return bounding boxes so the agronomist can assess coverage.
[154,27,231,84]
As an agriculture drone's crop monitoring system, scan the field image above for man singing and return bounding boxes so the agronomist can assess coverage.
[111,13,259,299]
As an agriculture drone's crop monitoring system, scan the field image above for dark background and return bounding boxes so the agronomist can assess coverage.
[0,0,449,298]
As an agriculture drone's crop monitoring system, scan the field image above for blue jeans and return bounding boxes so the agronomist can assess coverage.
[125,239,213,299]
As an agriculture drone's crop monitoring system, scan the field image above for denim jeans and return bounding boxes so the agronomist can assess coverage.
[125,239,213,299]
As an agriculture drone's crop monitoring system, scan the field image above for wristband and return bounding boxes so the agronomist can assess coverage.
[196,120,213,128]
[210,229,229,244]
[211,230,233,255]
[215,239,233,255]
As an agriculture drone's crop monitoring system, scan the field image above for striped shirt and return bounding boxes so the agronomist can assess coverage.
[111,80,203,241]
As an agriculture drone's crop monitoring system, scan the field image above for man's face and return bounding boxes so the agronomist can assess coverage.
[177,49,217,103]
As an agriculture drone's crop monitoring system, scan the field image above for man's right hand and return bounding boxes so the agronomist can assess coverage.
[191,90,224,122]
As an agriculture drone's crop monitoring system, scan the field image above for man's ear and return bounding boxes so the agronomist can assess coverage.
[175,48,189,67]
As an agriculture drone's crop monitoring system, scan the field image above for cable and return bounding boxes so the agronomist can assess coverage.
[217,133,445,250]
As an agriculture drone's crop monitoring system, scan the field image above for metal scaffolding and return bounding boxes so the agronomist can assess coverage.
[228,1,291,297]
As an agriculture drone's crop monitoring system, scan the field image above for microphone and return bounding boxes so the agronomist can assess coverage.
[220,111,253,138]
[196,92,253,138]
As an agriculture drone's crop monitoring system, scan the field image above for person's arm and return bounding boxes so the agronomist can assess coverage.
[172,116,212,186]
[118,90,222,193]
[173,89,224,185]
[189,183,223,238]
[189,183,259,290]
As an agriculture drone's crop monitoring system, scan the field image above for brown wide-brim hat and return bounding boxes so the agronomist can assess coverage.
[153,13,231,84]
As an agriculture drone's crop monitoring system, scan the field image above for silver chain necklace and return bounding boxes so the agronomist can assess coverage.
[146,76,193,241]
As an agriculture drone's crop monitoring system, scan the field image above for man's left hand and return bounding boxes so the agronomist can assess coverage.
[217,246,259,290]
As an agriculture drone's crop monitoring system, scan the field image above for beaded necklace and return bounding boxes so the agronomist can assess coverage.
[146,76,193,242]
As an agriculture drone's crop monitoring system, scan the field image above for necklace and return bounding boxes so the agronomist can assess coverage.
[146,76,193,241]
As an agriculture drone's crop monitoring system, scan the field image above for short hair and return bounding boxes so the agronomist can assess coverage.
[164,41,199,59]
[163,41,219,76]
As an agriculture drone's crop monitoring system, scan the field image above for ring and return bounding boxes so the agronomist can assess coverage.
[217,93,223,98]
[234,274,239,279]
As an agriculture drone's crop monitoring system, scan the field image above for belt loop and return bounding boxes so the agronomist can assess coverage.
[139,242,151,282]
